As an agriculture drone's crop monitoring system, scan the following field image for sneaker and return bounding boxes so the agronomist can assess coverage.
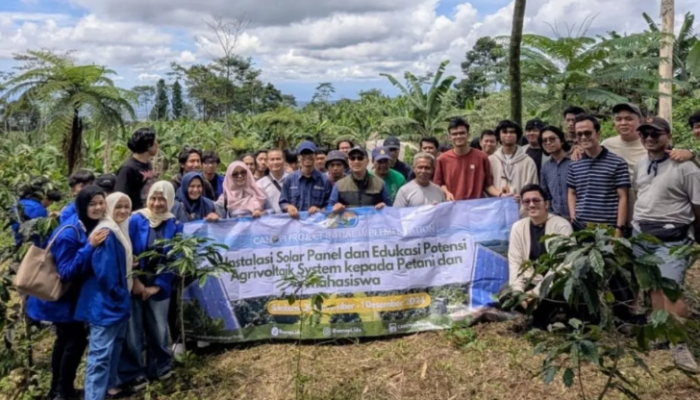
[172,343,186,356]
[158,371,174,381]
[671,343,699,374]
[126,376,149,392]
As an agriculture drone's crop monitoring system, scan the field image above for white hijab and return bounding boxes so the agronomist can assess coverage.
[135,181,176,228]
[94,192,134,291]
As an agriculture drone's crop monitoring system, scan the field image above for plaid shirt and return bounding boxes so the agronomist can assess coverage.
[540,155,572,219]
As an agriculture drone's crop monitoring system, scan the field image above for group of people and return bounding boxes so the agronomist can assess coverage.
[9,105,700,400]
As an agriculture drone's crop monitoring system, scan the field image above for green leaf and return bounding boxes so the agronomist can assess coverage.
[543,366,559,385]
[687,42,700,78]
[588,249,604,277]
[569,318,583,330]
[563,276,576,302]
[650,310,669,327]
[562,368,575,388]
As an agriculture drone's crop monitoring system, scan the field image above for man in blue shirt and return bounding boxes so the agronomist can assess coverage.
[279,140,333,218]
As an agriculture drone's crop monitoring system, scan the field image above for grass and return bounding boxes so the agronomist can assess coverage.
[19,269,700,400]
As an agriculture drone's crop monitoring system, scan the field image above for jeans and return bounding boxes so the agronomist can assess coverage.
[84,321,127,400]
[116,297,172,387]
[50,322,88,398]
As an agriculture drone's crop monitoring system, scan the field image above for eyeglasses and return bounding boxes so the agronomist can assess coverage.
[231,172,246,178]
[449,131,468,137]
[576,131,595,139]
[522,198,543,206]
[349,156,365,161]
[542,137,558,144]
[640,130,666,140]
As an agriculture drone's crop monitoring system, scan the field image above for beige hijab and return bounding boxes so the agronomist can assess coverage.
[135,181,176,228]
[94,192,134,291]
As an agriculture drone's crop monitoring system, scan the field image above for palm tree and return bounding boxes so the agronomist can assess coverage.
[509,0,527,126]
[1,50,136,173]
[380,60,465,139]
[500,29,662,120]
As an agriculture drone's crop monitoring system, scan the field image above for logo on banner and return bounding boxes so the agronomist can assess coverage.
[271,327,279,337]
[325,211,359,229]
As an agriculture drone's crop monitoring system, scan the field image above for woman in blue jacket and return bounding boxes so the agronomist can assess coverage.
[75,192,133,400]
[117,181,182,393]
[10,176,61,248]
[27,186,109,400]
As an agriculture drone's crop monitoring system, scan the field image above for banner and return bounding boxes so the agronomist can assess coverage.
[182,198,518,342]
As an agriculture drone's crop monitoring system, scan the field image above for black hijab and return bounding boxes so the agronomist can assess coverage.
[76,185,105,234]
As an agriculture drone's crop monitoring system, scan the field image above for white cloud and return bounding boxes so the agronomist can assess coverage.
[2,0,699,94]
[137,73,162,81]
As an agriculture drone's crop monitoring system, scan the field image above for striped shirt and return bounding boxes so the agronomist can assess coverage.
[540,155,571,219]
[567,147,630,225]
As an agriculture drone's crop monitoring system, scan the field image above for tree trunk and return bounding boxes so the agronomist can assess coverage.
[65,109,83,174]
[509,0,527,127]
[658,0,674,122]
[103,131,111,173]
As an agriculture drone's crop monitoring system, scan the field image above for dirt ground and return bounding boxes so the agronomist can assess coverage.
[110,269,700,400]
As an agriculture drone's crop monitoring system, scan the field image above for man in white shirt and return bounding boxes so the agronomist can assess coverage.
[257,149,288,213]
[394,153,445,207]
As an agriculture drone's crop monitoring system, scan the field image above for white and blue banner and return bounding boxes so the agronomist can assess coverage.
[182,198,518,342]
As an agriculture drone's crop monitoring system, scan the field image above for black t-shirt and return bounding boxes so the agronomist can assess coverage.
[115,158,153,210]
[392,160,412,180]
[526,147,545,175]
[529,221,547,261]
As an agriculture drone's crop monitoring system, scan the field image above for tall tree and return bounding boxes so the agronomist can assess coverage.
[509,0,527,126]
[172,80,184,119]
[658,0,675,122]
[132,85,155,120]
[154,79,169,120]
[644,11,697,83]
[311,82,336,104]
[455,36,506,105]
[1,50,135,173]
[197,16,250,131]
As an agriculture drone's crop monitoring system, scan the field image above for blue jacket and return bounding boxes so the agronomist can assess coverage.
[10,198,48,247]
[129,213,182,301]
[75,232,130,326]
[26,215,94,323]
[212,174,225,199]
[279,169,333,212]
[59,201,77,223]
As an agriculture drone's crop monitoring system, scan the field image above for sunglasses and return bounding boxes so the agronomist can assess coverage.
[349,156,366,161]
[231,172,246,178]
[576,131,595,139]
[542,137,559,144]
[522,198,543,206]
[640,130,666,140]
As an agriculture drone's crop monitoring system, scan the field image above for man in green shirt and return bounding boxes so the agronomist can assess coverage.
[371,146,406,202]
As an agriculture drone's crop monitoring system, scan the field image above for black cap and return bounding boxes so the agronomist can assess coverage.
[383,136,400,150]
[348,146,368,157]
[638,116,671,133]
[612,103,643,118]
[325,150,348,168]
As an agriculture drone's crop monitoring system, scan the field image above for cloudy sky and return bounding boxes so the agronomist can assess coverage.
[0,0,697,100]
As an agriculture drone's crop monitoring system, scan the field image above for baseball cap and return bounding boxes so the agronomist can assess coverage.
[348,146,368,158]
[297,140,317,154]
[638,116,671,133]
[612,103,643,118]
[95,174,117,191]
[372,146,391,162]
[383,136,400,150]
[325,150,348,168]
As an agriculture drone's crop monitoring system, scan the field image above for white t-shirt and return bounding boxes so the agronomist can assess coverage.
[393,180,445,208]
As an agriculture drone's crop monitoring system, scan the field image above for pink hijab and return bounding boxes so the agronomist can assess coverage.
[217,161,266,215]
